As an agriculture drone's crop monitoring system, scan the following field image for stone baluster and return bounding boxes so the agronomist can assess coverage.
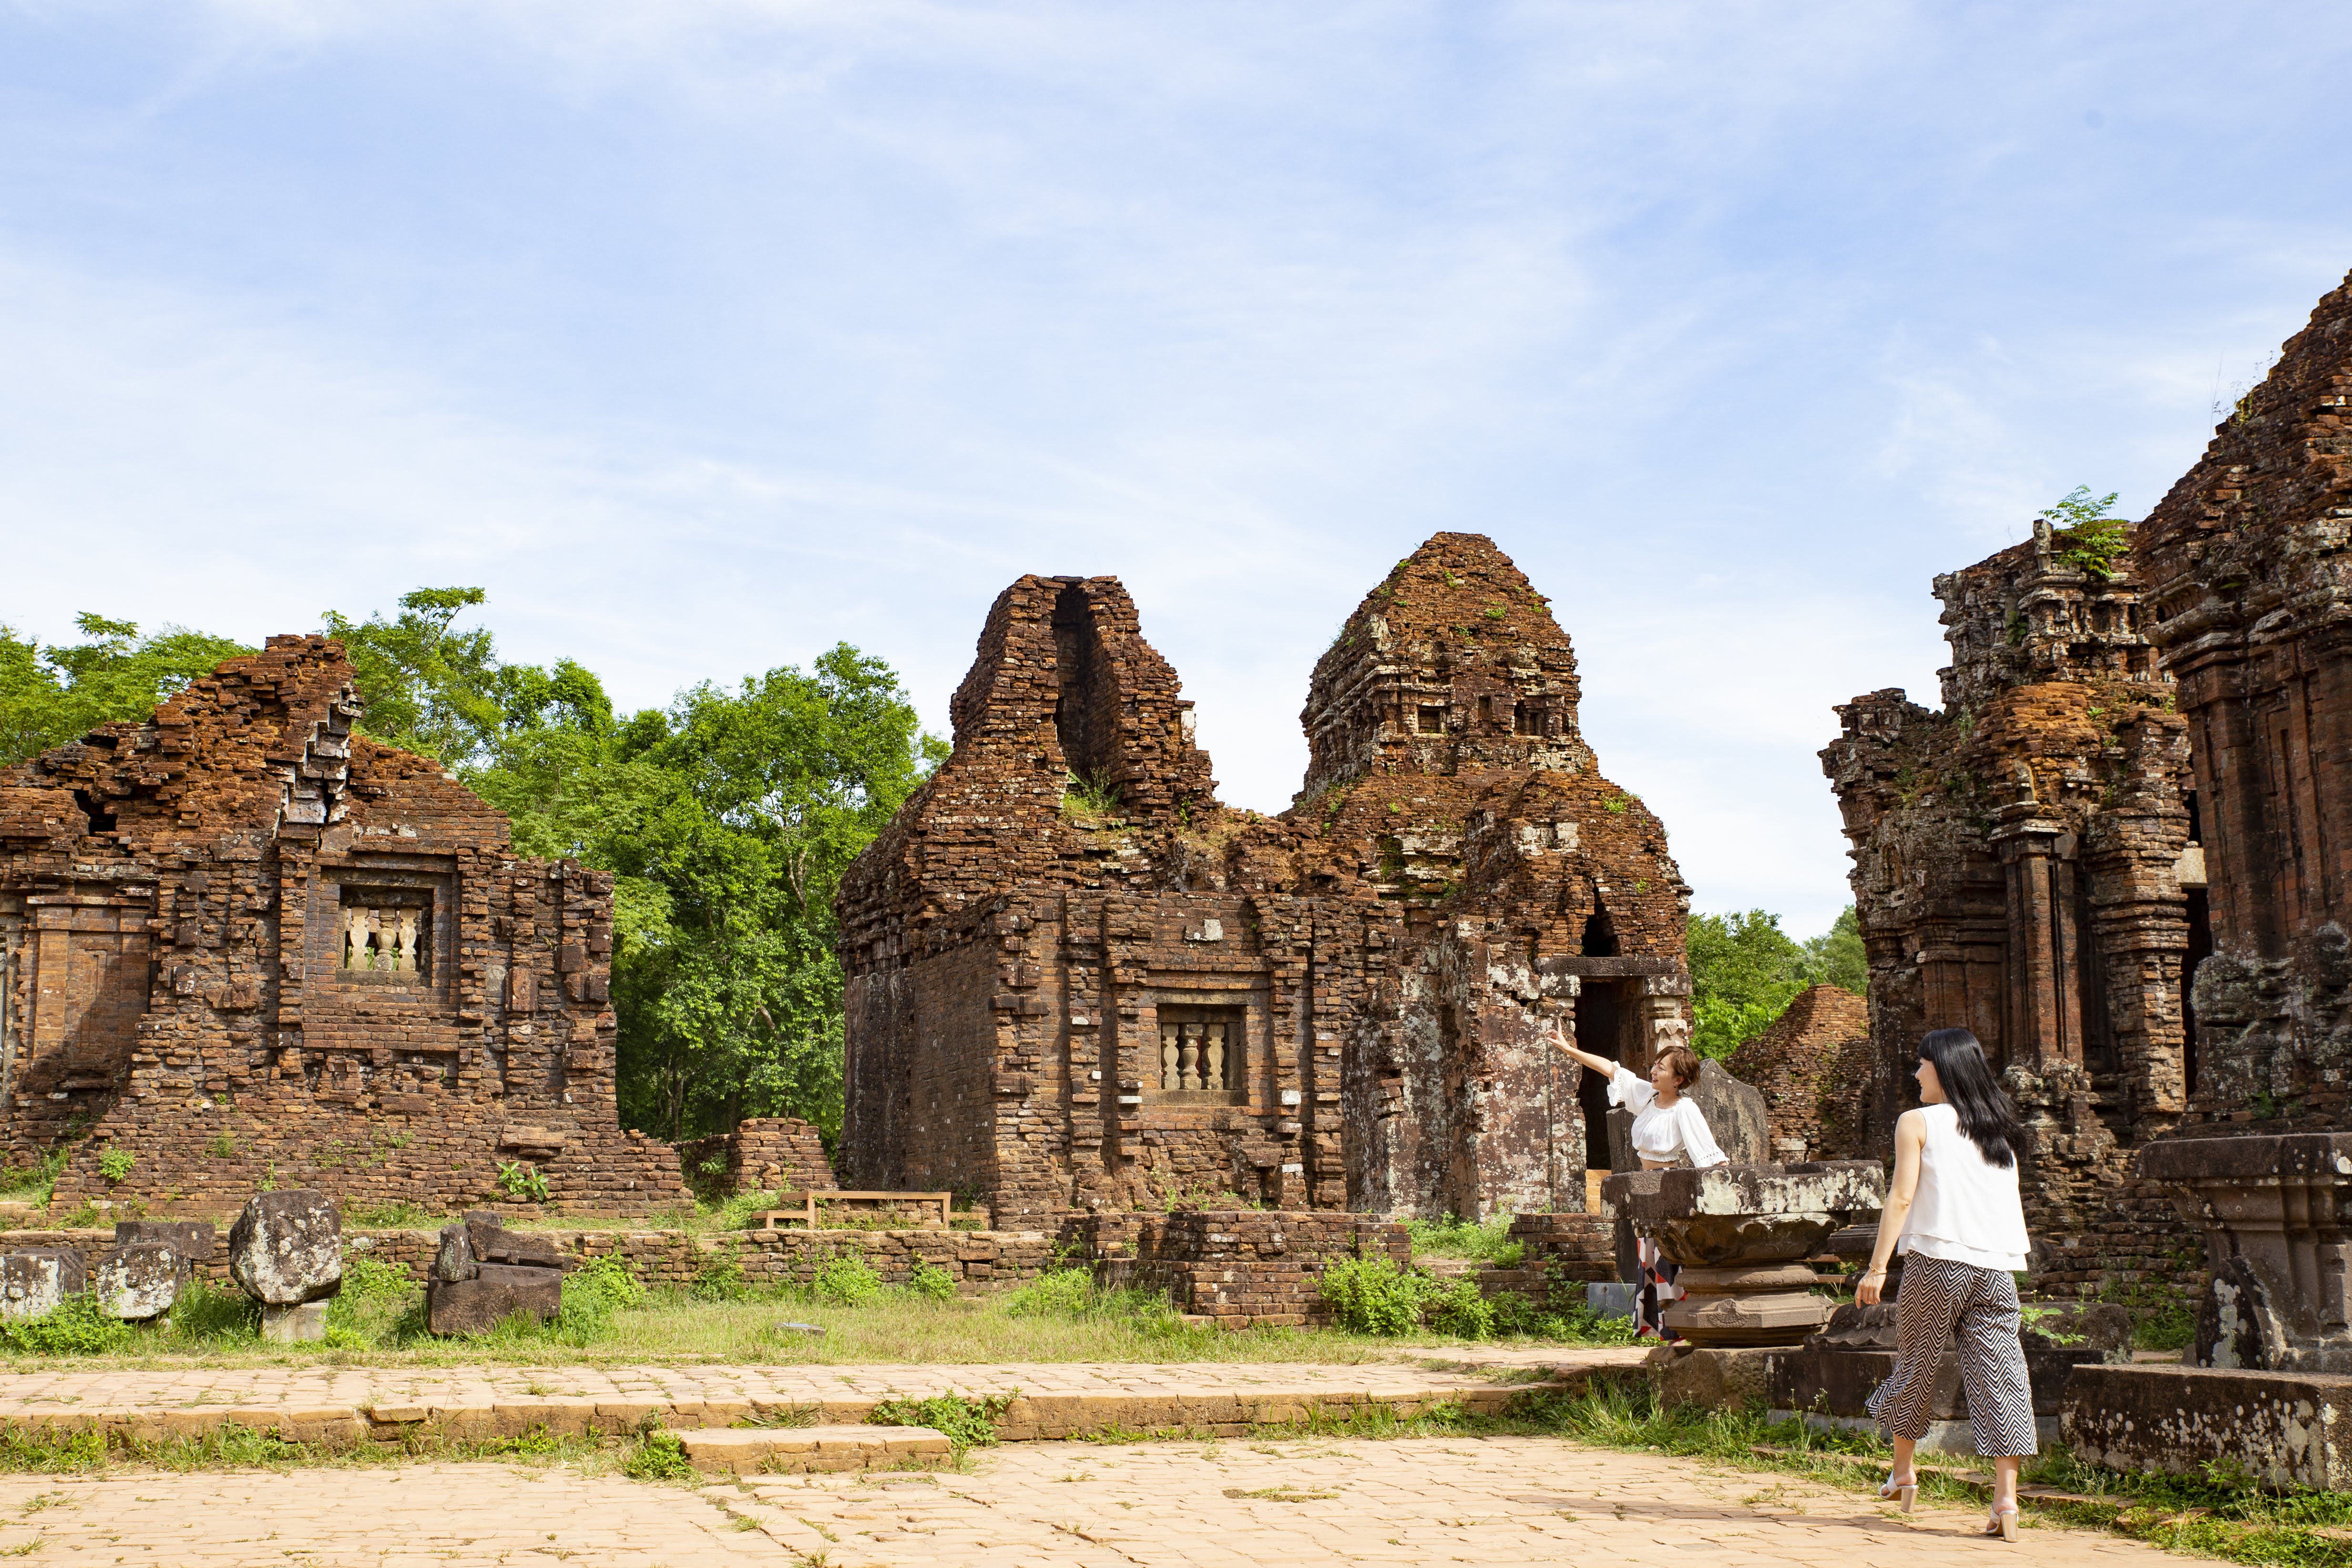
[1179,1023,1202,1090]
[1160,1025,1180,1091]
[1204,1023,1227,1091]
[395,911,419,974]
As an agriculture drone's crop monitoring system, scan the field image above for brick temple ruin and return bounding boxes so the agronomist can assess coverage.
[0,636,688,1216]
[1820,511,2204,1290]
[838,533,1695,1224]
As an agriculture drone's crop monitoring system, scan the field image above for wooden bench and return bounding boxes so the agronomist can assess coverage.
[747,1190,953,1230]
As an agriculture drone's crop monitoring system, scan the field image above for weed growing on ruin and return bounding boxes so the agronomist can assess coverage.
[619,1425,695,1482]
[0,1295,131,1356]
[869,1391,1013,1451]
[497,1160,552,1203]
[1319,1258,1438,1336]
[810,1254,883,1308]
[553,1254,644,1343]
[1059,771,1124,824]
[95,1148,134,1184]
[0,1150,65,1205]
[691,1245,749,1302]
[205,1133,237,1159]
[906,1259,957,1302]
[343,1199,428,1228]
[2095,1279,2197,1352]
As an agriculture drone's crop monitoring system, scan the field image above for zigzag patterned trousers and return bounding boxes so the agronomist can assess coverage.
[1863,1253,2038,1457]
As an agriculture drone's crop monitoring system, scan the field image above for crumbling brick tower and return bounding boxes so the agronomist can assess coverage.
[2137,266,2352,1128]
[1821,529,2199,1288]
[836,533,1693,1224]
[0,636,688,1216]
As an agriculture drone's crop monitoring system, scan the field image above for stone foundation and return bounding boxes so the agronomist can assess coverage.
[2062,1364,2352,1490]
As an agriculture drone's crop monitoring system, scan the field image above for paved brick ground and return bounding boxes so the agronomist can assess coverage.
[0,1437,2168,1566]
[0,1352,1649,1443]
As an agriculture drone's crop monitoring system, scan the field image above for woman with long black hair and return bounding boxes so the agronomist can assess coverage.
[1855,1027,2035,1542]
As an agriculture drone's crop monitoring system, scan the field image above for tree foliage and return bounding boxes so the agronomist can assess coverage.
[0,615,256,764]
[1686,906,1865,1058]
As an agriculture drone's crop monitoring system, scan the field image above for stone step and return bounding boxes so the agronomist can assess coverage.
[676,1424,951,1474]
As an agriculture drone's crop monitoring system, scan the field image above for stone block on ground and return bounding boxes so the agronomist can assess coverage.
[1686,1059,1770,1166]
[227,1189,342,1306]
[92,1241,182,1320]
[260,1300,330,1343]
[464,1213,564,1270]
[1647,1343,1779,1410]
[2062,1363,2352,1490]
[428,1263,563,1336]
[113,1221,215,1271]
[676,1425,952,1474]
[0,1248,84,1322]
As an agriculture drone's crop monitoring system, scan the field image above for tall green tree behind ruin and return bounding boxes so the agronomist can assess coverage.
[1687,905,1865,1056]
[0,615,256,763]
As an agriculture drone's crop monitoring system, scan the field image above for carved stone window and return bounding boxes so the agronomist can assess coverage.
[1416,705,1448,735]
[1513,702,1546,736]
[337,886,433,984]
[1150,1004,1246,1103]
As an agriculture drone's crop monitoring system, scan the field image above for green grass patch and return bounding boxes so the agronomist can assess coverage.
[1403,1212,1523,1267]
[1319,1256,1633,1344]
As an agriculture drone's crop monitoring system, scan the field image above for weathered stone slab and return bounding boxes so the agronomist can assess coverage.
[113,1220,214,1270]
[2062,1363,2352,1490]
[1685,1059,1770,1166]
[227,1190,342,1306]
[0,1249,84,1322]
[92,1242,181,1320]
[427,1263,562,1336]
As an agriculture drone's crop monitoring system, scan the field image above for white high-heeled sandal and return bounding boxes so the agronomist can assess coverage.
[1985,1503,2019,1542]
[1877,1474,1917,1514]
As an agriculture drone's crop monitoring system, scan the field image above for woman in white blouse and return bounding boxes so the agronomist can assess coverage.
[1550,1027,1728,1338]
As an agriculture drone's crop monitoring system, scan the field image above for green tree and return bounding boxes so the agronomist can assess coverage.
[321,587,506,766]
[0,614,256,764]
[1801,905,1867,995]
[597,647,944,1142]
[1686,905,1866,1057]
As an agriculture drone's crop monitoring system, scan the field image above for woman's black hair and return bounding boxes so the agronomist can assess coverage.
[1918,1028,2024,1168]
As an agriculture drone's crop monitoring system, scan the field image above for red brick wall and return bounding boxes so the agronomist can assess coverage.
[0,638,689,1218]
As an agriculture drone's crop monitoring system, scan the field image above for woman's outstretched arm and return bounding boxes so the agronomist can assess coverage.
[1546,1018,1621,1081]
[1857,1112,1925,1307]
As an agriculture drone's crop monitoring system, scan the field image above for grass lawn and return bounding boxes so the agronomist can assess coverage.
[0,1258,1629,1371]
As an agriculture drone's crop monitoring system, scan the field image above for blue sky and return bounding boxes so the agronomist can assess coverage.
[5,2,2350,938]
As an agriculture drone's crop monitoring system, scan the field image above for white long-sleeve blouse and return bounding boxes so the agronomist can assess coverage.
[1607,1066,1729,1169]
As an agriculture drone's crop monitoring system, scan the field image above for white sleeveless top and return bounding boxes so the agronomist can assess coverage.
[1898,1102,2030,1271]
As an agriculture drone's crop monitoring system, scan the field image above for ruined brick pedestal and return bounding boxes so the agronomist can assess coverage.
[2138,1133,2352,1373]
[1601,1162,1883,1346]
